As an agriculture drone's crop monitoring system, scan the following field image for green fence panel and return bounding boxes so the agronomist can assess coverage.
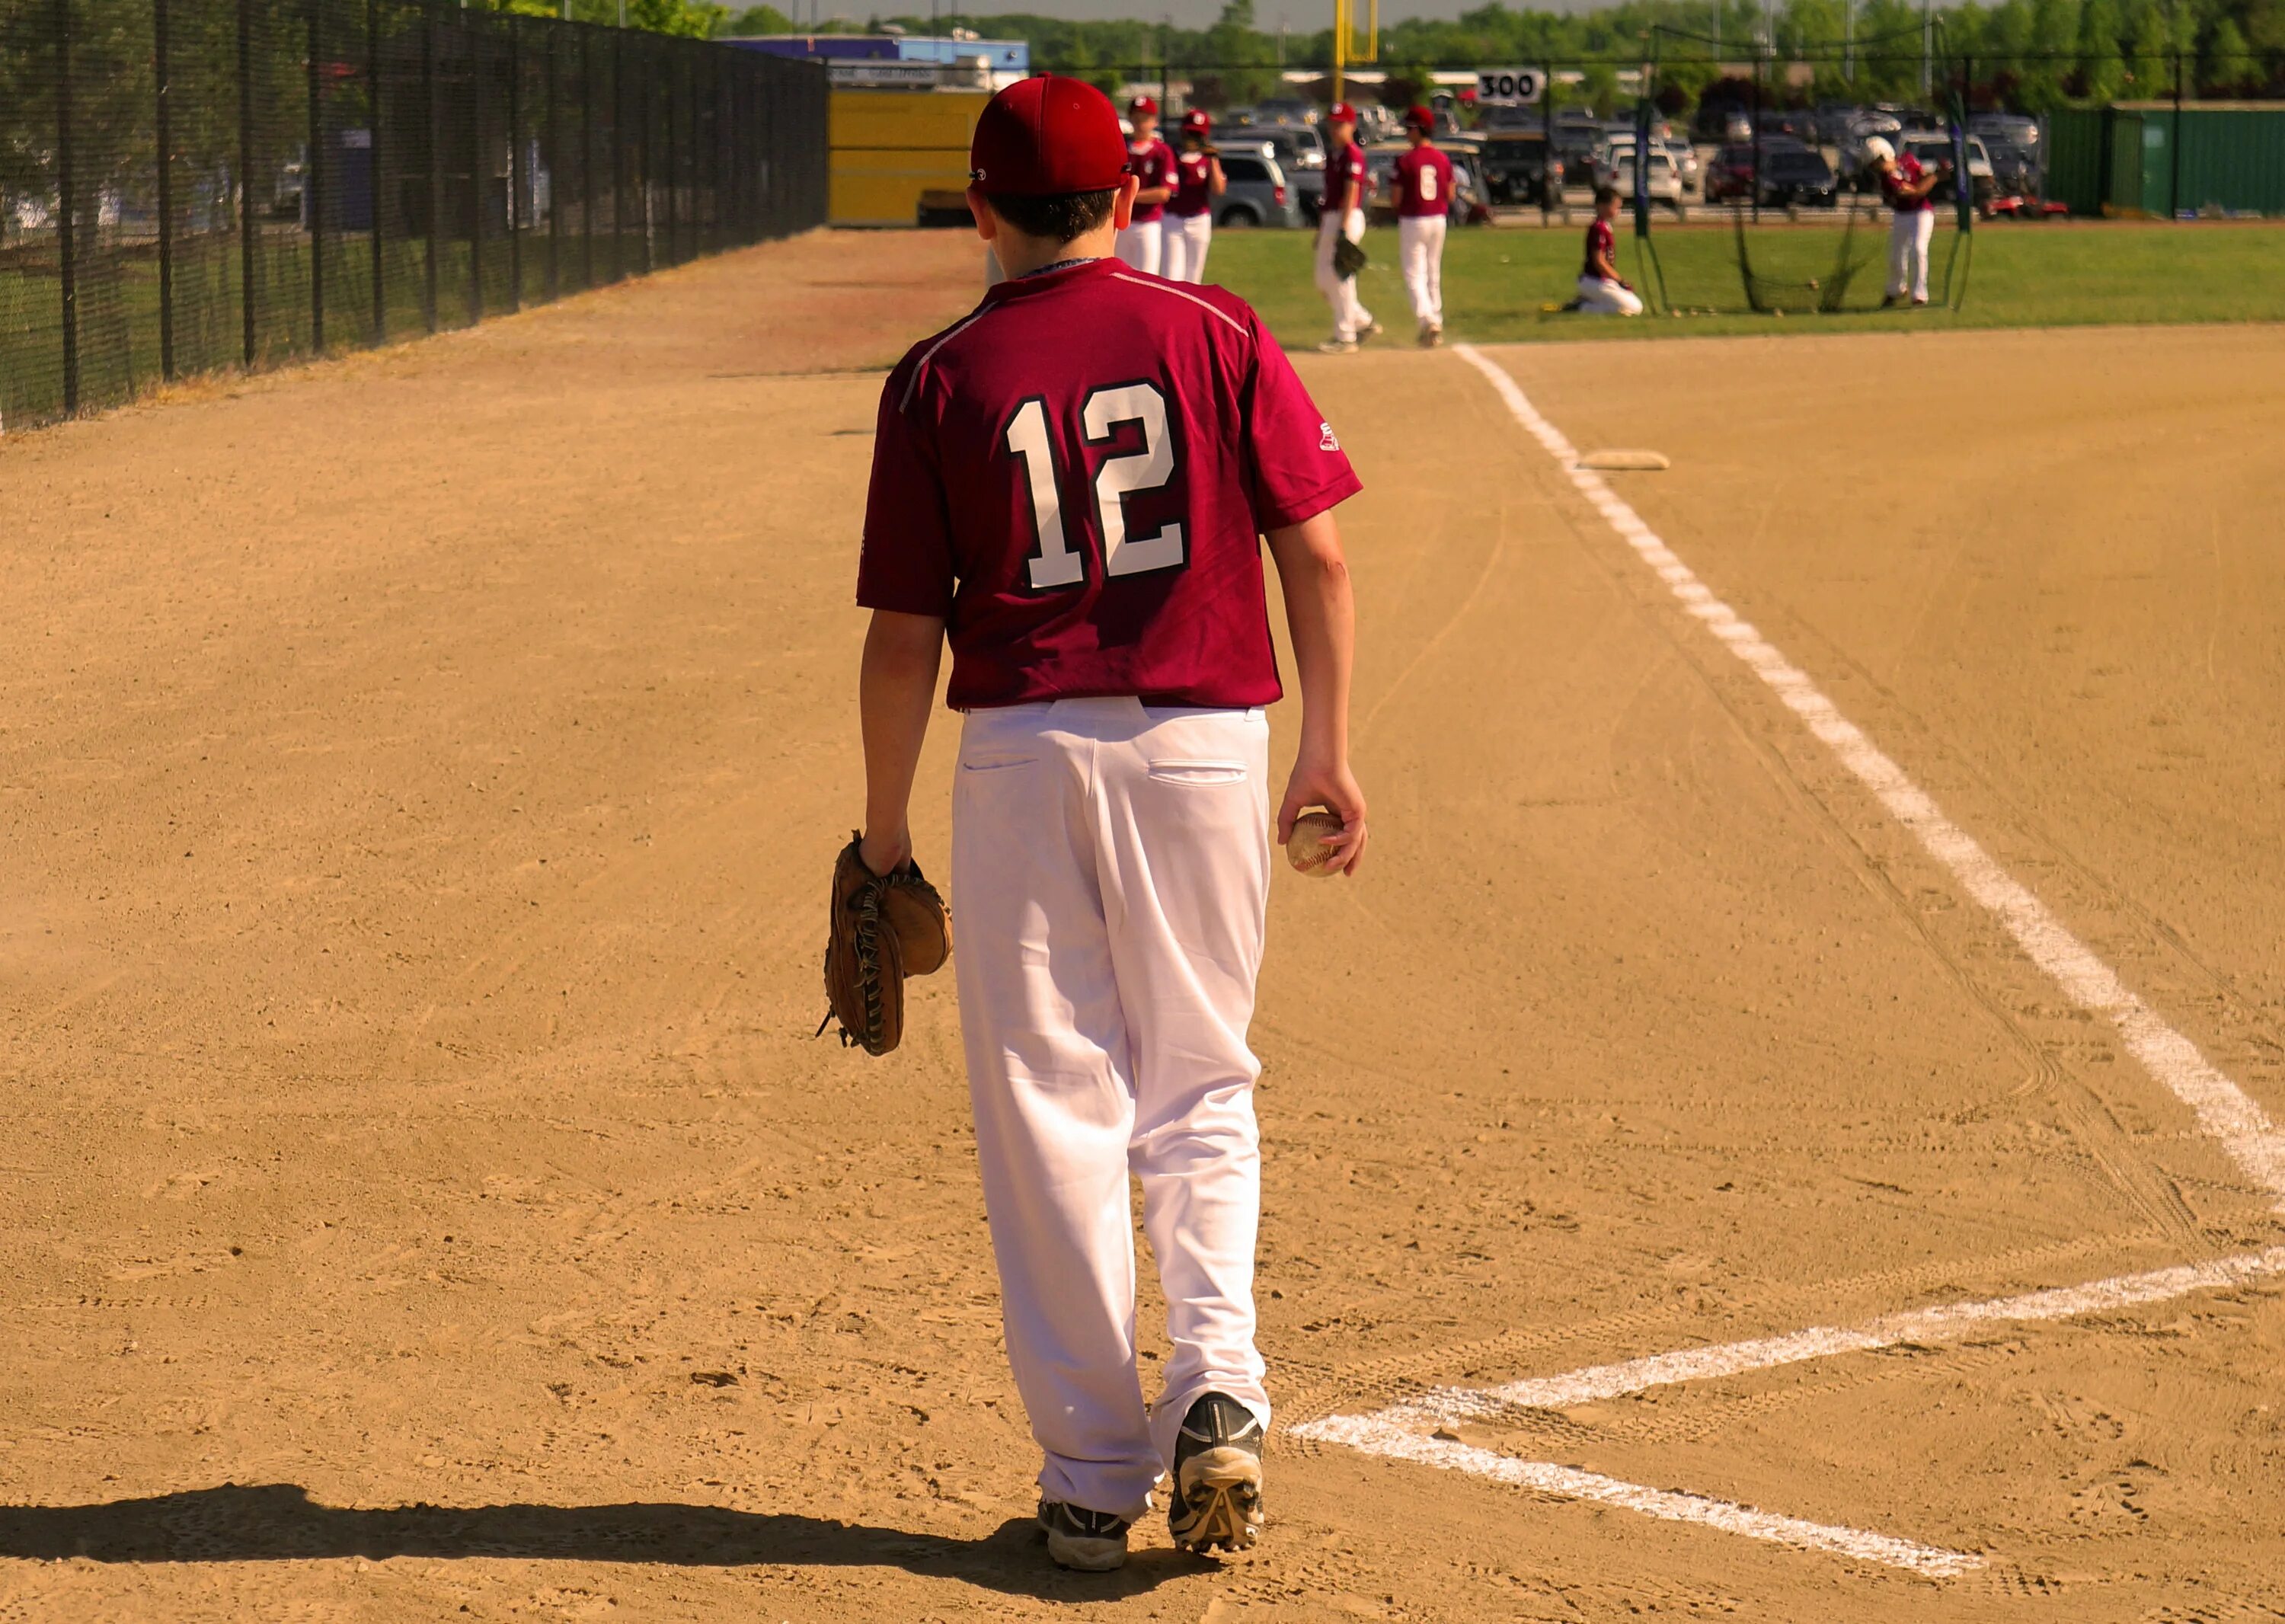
[2108,109,2146,214]
[2179,107,2285,216]
[2045,107,2107,216]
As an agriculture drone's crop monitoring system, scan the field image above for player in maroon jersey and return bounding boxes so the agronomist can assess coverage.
[1114,94,1176,277]
[855,75,1366,1573]
[1312,101,1379,352]
[1866,136,1946,306]
[1575,184,1642,315]
[1164,107,1225,284]
[1389,104,1456,346]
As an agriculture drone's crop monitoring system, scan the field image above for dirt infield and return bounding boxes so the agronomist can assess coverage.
[4,232,2283,1622]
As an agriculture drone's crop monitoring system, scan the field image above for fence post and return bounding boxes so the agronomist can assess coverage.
[369,0,385,344]
[613,24,628,280]
[582,25,596,289]
[56,0,78,414]
[423,0,439,332]
[507,17,523,312]
[1750,56,1762,225]
[545,24,560,300]
[2170,51,2184,219]
[238,0,257,366]
[469,11,484,321]
[308,0,326,353]
[664,50,679,266]
[639,39,654,272]
[155,0,177,380]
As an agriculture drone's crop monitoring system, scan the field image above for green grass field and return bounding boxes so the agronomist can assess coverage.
[1206,219,2285,347]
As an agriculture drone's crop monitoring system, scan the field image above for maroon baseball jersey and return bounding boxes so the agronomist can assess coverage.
[1170,149,1215,216]
[1582,216,1615,277]
[1323,140,1368,215]
[1393,145,1455,217]
[1882,152,1933,213]
[859,258,1360,710]
[1128,136,1176,223]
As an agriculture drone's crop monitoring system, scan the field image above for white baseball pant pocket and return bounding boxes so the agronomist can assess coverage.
[1163,213,1213,283]
[1576,273,1643,316]
[951,697,1272,1523]
[1398,213,1446,324]
[1115,218,1165,277]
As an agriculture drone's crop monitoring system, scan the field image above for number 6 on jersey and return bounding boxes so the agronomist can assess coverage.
[1005,383,1187,591]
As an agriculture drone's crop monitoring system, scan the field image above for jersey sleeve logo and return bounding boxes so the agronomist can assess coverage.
[1319,421,1341,452]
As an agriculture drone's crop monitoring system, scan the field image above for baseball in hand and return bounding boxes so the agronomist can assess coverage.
[1285,810,1347,876]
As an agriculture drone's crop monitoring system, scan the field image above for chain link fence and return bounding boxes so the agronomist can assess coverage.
[0,0,827,430]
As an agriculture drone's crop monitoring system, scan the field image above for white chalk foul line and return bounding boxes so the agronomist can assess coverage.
[1295,1416,1984,1578]
[1385,1246,2285,1421]
[1295,1249,2285,1577]
[1449,343,2285,1208]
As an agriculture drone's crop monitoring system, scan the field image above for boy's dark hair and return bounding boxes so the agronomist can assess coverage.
[1593,184,1621,208]
[986,188,1120,244]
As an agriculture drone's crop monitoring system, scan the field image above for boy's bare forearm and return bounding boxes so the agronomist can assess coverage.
[1266,512,1355,756]
[859,609,946,871]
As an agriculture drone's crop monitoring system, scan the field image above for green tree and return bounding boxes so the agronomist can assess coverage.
[721,5,797,32]
[2200,14,2255,87]
[2121,0,2172,92]
[2077,0,2125,98]
[2017,0,2079,108]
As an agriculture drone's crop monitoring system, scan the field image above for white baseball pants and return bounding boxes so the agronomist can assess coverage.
[1314,208,1373,342]
[1162,212,1213,283]
[951,697,1273,1522]
[1398,213,1446,327]
[1576,273,1644,316]
[1114,218,1165,277]
[1887,207,1935,301]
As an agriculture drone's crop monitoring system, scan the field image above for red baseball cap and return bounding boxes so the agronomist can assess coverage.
[970,76,1132,196]
[1326,101,1359,125]
[1182,108,1210,134]
[1403,104,1433,130]
[1129,94,1158,117]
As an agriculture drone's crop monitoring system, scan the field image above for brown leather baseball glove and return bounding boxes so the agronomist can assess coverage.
[820,833,951,1055]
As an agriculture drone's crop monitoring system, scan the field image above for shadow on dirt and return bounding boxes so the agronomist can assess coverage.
[0,1482,1200,1599]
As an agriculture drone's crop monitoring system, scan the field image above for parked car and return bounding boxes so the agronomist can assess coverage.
[1548,120,1602,192]
[1757,145,1838,207]
[1606,148,1686,210]
[1898,129,1995,208]
[1477,129,1552,207]
[1665,134,1702,193]
[1811,101,1864,143]
[1970,111,2041,152]
[1235,131,1324,222]
[1705,141,1757,203]
[1970,113,2042,195]
[1213,149,1303,228]
[1984,139,2037,197]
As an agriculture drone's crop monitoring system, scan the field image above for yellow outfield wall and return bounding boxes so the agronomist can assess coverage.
[831,88,989,226]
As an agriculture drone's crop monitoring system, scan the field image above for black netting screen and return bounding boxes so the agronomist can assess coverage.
[0,0,826,430]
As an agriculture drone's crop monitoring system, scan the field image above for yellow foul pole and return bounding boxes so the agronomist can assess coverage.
[1332,0,1347,102]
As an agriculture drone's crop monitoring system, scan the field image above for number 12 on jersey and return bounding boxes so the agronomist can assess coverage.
[1005,383,1187,591]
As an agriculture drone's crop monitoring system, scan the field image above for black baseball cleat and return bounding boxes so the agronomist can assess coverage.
[1168,1392,1265,1554]
[1037,1499,1132,1571]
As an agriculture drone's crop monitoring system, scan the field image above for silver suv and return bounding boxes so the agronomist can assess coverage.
[1215,148,1305,229]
